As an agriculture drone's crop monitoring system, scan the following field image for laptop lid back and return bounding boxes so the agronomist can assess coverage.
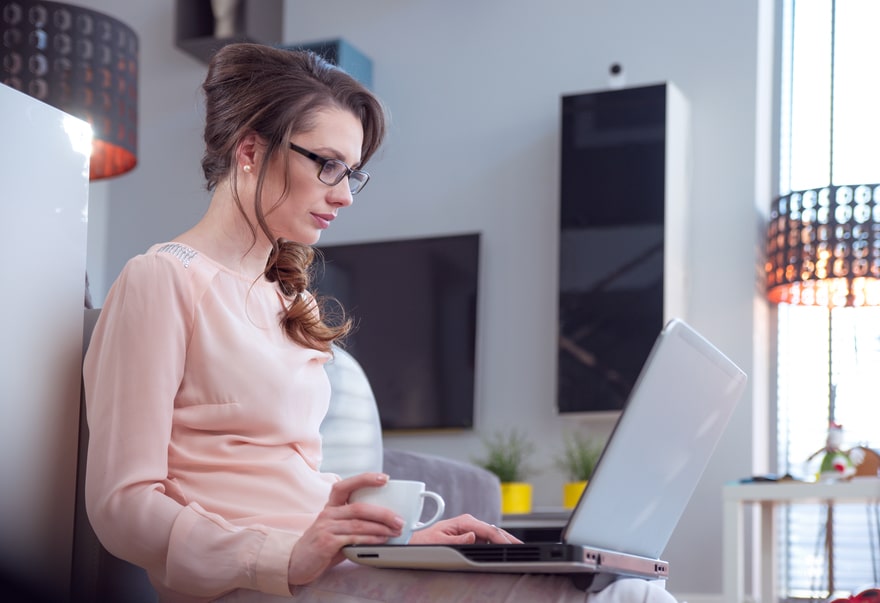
[563,318,747,559]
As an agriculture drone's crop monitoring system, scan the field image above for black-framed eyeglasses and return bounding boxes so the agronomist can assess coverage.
[289,142,370,195]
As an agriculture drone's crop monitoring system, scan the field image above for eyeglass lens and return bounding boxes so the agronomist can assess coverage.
[320,161,369,194]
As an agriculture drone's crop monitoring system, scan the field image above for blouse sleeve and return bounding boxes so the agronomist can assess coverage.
[82,253,298,598]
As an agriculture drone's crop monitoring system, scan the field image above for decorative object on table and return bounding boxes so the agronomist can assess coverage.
[852,446,880,477]
[806,422,865,481]
[830,587,880,603]
[0,0,138,180]
[554,431,605,509]
[473,429,536,514]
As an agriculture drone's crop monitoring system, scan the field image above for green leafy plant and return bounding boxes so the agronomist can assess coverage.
[555,432,604,482]
[473,429,536,483]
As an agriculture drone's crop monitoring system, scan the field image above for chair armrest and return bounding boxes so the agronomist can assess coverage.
[383,448,501,525]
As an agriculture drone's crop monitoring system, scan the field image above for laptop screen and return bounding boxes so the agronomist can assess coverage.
[563,318,747,559]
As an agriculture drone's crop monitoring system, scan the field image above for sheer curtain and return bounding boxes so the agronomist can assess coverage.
[775,0,880,598]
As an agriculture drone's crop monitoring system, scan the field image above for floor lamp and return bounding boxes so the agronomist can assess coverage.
[767,0,880,594]
[766,182,880,592]
[766,184,880,593]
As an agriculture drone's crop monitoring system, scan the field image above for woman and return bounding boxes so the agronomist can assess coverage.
[83,43,676,602]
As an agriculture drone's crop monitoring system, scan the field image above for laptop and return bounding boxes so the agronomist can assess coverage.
[343,318,747,591]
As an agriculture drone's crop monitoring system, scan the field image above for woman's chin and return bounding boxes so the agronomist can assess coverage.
[280,229,321,246]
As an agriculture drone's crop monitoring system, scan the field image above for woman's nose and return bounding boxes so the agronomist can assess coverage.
[328,181,354,207]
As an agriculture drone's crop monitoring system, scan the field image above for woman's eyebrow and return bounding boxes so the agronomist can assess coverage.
[312,145,361,166]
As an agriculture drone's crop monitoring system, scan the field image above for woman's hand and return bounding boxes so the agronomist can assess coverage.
[408,514,522,545]
[287,473,404,586]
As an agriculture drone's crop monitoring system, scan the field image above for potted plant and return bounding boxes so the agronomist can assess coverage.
[555,432,604,509]
[473,429,536,514]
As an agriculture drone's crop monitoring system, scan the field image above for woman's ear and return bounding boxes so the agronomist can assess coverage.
[236,133,261,172]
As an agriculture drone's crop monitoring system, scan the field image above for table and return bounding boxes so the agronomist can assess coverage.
[722,478,880,603]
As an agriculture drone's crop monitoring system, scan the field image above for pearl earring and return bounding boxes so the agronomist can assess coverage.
[243,164,252,173]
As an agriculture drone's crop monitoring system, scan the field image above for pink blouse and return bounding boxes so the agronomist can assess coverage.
[83,242,338,599]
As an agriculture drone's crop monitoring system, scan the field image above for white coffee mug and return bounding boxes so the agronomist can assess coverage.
[350,479,446,544]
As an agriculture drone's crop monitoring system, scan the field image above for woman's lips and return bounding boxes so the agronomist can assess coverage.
[312,213,335,229]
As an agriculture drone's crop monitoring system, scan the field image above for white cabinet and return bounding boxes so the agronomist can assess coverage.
[0,83,91,602]
[557,82,690,414]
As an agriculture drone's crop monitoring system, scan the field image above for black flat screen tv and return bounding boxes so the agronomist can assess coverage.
[314,233,480,431]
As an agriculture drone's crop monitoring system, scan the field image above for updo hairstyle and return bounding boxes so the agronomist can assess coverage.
[200,43,387,352]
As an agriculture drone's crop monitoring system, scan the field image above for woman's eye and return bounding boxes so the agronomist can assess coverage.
[322,160,347,180]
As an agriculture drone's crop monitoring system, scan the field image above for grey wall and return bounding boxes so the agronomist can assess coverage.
[80,0,774,598]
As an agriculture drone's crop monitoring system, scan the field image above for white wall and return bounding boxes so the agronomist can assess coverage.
[81,0,772,597]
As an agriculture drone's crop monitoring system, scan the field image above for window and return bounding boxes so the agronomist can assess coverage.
[776,307,880,598]
[774,0,880,599]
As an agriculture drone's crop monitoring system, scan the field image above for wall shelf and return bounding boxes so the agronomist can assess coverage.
[175,0,284,64]
[174,1,372,88]
[281,39,373,88]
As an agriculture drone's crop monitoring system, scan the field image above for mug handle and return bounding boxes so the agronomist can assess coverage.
[413,491,445,531]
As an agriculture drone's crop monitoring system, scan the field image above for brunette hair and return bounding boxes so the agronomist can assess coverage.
[200,43,386,352]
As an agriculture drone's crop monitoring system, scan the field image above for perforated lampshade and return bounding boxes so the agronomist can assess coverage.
[766,0,880,309]
[1,0,138,180]
[766,184,880,307]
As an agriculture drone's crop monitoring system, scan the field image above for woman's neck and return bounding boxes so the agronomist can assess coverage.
[174,188,273,280]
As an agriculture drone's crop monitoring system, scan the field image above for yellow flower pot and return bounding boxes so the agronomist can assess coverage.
[500,482,533,514]
[562,481,588,509]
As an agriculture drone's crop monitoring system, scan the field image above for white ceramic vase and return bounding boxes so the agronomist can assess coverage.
[210,0,241,38]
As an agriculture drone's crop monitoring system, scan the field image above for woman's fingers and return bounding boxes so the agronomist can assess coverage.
[326,512,404,538]
[410,515,523,545]
[319,480,407,537]
[290,472,418,586]
[326,472,390,506]
[288,501,405,585]
[449,515,520,544]
[485,524,520,544]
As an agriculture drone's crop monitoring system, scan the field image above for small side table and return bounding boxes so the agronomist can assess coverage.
[500,508,571,542]
[722,478,880,603]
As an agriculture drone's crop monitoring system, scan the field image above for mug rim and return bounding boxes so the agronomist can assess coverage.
[383,479,426,487]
